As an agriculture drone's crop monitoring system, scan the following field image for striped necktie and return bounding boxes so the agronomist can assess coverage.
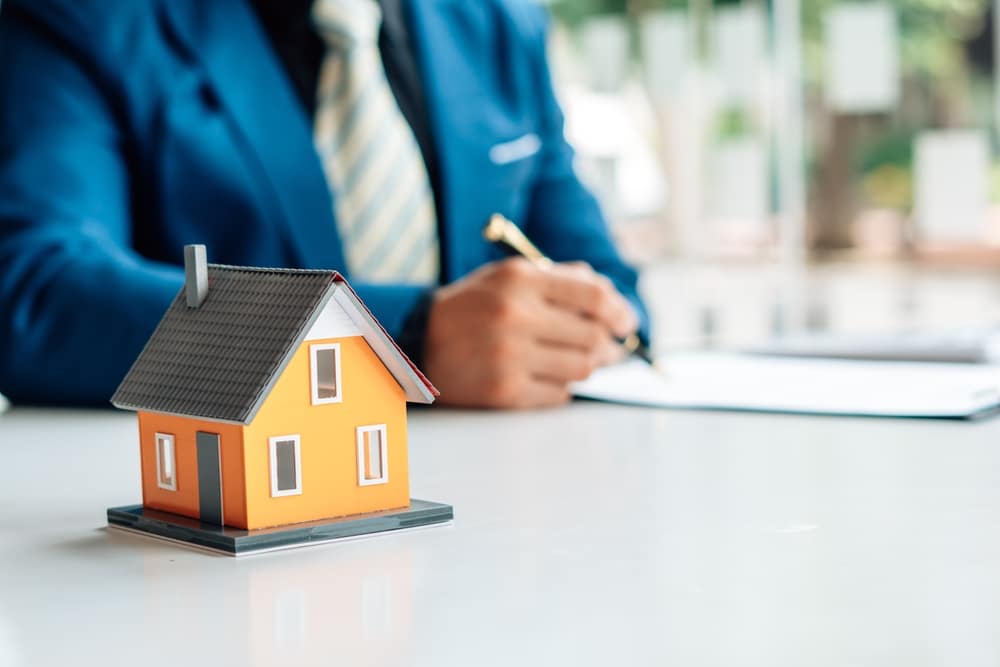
[312,0,440,284]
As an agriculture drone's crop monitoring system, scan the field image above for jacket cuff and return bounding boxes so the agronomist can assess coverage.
[393,287,436,370]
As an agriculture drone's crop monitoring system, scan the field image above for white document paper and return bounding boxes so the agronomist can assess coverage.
[572,353,1000,419]
[914,130,990,242]
[824,3,900,113]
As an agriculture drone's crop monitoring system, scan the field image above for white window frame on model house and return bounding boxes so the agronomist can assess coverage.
[309,343,343,405]
[155,432,177,491]
[269,435,303,497]
[356,424,388,486]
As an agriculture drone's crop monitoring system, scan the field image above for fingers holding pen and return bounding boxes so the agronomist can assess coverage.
[424,257,636,408]
[538,262,639,339]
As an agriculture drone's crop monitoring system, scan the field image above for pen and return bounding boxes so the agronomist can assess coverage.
[483,213,657,368]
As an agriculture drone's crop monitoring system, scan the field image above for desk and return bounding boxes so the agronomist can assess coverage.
[3,404,1000,664]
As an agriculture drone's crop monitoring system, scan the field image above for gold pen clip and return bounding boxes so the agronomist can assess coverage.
[483,214,553,268]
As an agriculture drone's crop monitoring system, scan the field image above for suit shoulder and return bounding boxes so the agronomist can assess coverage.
[486,0,549,39]
[2,0,160,59]
[436,0,548,46]
[4,0,149,26]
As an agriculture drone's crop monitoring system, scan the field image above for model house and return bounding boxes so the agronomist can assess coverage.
[111,245,438,532]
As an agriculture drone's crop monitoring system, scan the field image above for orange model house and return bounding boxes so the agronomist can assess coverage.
[108,245,452,554]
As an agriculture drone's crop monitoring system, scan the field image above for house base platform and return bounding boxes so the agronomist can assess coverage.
[107,499,454,556]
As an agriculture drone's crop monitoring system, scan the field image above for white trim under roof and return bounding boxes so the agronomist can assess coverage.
[305,297,363,341]
[332,285,436,404]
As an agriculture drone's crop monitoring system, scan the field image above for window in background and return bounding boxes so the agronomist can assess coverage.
[546,0,1000,265]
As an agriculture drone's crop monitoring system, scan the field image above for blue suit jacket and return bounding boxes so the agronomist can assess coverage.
[0,0,647,404]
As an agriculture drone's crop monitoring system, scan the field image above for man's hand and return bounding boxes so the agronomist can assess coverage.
[423,258,639,409]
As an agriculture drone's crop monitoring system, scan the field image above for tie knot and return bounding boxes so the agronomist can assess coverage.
[313,0,382,50]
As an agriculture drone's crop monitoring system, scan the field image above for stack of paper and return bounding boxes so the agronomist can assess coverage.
[572,353,1000,419]
[749,327,1000,364]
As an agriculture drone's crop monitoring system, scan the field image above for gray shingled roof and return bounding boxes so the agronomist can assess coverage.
[112,266,336,423]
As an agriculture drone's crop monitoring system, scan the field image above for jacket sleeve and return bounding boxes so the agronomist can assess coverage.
[518,7,651,341]
[0,7,183,405]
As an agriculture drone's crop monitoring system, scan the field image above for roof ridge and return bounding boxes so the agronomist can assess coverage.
[208,264,340,277]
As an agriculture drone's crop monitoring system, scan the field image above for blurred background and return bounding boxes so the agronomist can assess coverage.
[540,0,1000,352]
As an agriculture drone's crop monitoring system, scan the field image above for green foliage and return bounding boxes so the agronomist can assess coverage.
[548,0,990,82]
[548,0,627,26]
[548,0,687,26]
[856,129,914,174]
[714,108,752,139]
[802,0,989,82]
[856,130,915,207]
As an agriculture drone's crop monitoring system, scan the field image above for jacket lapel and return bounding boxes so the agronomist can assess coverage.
[160,0,346,271]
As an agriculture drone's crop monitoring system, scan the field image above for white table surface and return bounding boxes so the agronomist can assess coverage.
[3,402,1000,666]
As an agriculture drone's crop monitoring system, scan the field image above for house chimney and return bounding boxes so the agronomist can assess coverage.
[184,244,208,308]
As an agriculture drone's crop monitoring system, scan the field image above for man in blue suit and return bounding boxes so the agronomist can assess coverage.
[0,0,647,409]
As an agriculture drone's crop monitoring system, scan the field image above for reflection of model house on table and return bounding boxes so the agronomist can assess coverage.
[133,540,417,665]
[108,245,452,555]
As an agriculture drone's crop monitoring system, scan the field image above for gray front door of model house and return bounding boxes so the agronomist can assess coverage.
[196,432,223,525]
